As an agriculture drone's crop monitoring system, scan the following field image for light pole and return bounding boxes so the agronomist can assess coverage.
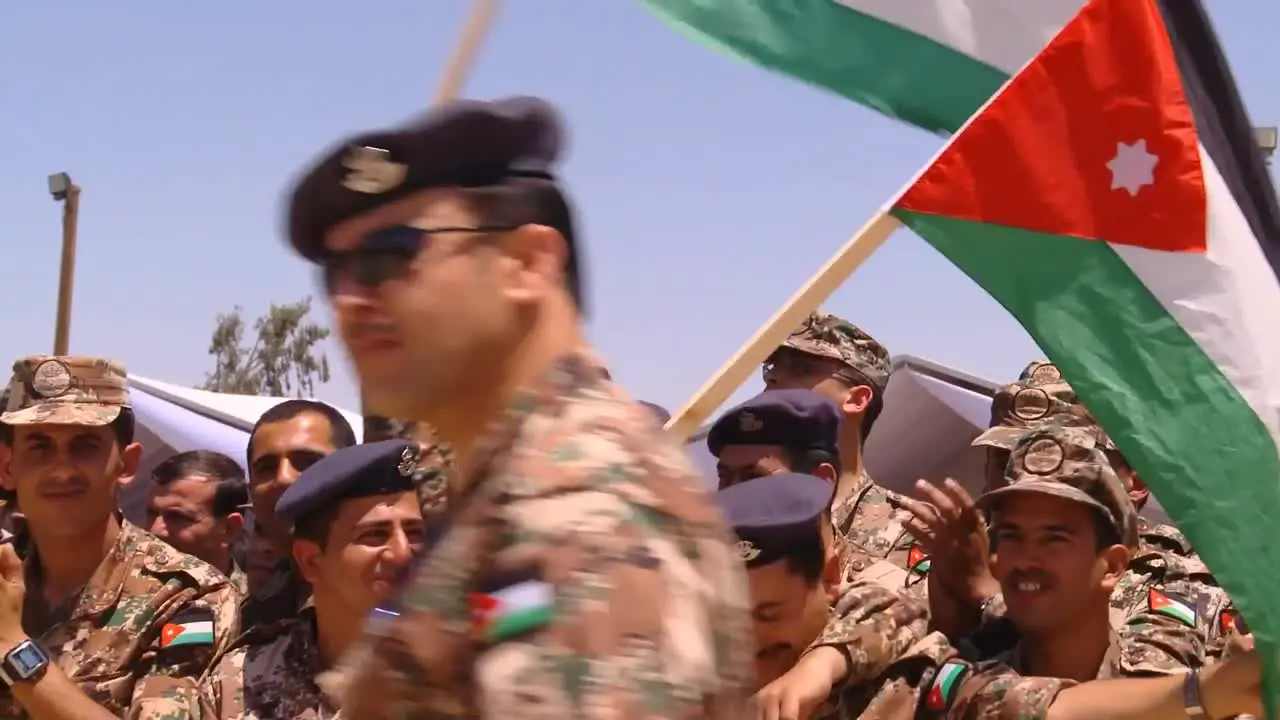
[47,172,81,356]
[1256,126,1277,167]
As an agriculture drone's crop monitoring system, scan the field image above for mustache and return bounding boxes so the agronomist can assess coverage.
[346,318,397,339]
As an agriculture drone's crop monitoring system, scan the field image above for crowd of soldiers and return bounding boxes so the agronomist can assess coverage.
[0,93,1265,719]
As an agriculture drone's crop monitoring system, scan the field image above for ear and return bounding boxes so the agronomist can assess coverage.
[223,512,246,542]
[1099,544,1131,592]
[814,463,838,485]
[292,538,325,585]
[840,385,874,417]
[0,445,13,492]
[500,224,566,306]
[116,442,144,488]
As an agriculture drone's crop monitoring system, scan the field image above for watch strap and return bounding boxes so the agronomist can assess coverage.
[1183,668,1209,719]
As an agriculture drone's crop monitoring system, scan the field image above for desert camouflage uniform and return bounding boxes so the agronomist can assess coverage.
[815,632,1072,719]
[780,314,929,597]
[808,580,930,687]
[975,425,1222,675]
[323,352,754,718]
[0,356,241,718]
[406,429,452,519]
[200,608,335,719]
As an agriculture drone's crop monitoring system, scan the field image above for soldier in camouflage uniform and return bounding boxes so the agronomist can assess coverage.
[285,97,753,718]
[201,439,428,719]
[763,311,928,595]
[0,356,239,718]
[977,425,1214,678]
[241,399,357,629]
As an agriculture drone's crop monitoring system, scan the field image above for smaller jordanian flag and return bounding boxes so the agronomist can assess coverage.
[160,609,214,648]
[1148,590,1197,628]
[907,545,930,575]
[925,661,967,711]
[470,579,554,644]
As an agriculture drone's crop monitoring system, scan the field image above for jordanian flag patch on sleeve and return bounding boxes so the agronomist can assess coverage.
[1147,589,1198,628]
[908,545,931,575]
[469,568,555,644]
[160,608,215,648]
[924,660,969,712]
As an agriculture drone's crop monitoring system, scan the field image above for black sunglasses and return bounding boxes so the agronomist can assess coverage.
[319,224,518,293]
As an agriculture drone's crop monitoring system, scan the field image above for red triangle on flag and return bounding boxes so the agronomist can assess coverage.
[908,546,928,569]
[896,0,1206,254]
[469,592,500,634]
[1149,589,1172,611]
[926,682,945,710]
[160,624,182,647]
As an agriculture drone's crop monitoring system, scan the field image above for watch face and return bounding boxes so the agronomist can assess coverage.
[9,643,45,678]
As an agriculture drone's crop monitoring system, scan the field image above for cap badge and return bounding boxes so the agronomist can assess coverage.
[30,360,73,399]
[341,146,407,194]
[1029,363,1063,383]
[736,540,761,562]
[1021,437,1065,475]
[1011,388,1051,421]
[397,444,421,477]
[738,412,763,433]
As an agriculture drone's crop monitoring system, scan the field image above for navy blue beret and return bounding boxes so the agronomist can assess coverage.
[277,439,419,527]
[285,96,565,263]
[707,389,842,458]
[715,472,834,568]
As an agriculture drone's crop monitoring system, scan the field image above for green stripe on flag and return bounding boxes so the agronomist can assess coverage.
[893,208,1280,647]
[640,0,1007,134]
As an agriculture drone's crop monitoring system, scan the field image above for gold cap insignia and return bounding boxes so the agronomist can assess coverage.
[1022,438,1065,475]
[736,540,761,562]
[341,146,407,194]
[31,360,73,399]
[738,412,763,433]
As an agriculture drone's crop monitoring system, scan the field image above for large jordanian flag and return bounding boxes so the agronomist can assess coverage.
[650,0,1280,707]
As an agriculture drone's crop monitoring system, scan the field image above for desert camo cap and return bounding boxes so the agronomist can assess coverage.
[972,361,1116,451]
[1,356,130,427]
[781,311,891,390]
[979,425,1138,548]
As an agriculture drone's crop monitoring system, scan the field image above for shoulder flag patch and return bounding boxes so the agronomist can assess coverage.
[160,608,215,648]
[1148,589,1197,628]
[1220,608,1248,635]
[908,545,931,575]
[470,569,554,644]
[925,660,969,712]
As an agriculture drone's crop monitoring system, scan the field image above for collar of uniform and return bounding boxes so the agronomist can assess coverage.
[832,469,876,534]
[460,350,607,503]
[23,518,144,628]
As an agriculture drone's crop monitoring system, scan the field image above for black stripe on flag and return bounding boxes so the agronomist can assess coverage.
[1155,0,1280,278]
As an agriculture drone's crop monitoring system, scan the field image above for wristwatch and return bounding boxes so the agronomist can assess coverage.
[1183,668,1209,719]
[0,639,49,686]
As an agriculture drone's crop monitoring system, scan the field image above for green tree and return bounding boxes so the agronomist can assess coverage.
[202,297,331,397]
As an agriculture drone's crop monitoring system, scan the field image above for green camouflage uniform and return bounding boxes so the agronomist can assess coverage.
[323,352,755,718]
[0,356,240,718]
[781,312,928,597]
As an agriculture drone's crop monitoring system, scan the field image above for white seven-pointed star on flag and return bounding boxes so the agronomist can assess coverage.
[1106,140,1159,196]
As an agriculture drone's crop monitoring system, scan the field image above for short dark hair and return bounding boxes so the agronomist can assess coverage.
[461,178,585,313]
[782,447,842,477]
[152,450,248,518]
[246,399,356,467]
[0,406,136,448]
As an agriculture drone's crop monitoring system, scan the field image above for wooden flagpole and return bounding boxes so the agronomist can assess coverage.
[663,212,902,440]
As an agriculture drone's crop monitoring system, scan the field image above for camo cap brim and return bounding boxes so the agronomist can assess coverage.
[781,311,891,390]
[1,356,129,428]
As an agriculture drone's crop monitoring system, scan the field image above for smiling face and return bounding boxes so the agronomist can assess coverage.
[293,492,425,614]
[3,423,141,538]
[990,492,1128,634]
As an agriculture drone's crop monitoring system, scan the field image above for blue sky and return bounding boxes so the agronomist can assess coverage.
[1,2,1276,416]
